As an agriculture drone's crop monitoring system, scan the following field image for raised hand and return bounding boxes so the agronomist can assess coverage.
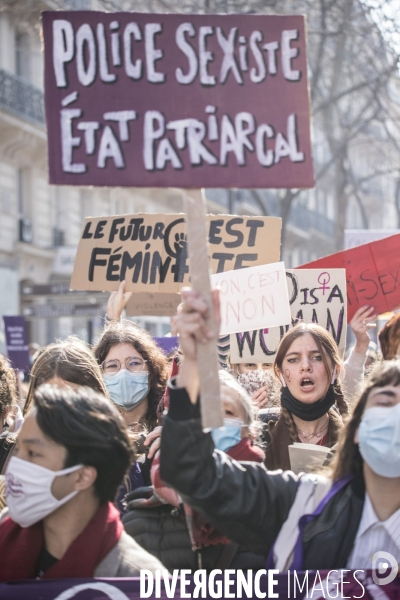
[171,287,221,361]
[350,305,377,354]
[106,280,133,321]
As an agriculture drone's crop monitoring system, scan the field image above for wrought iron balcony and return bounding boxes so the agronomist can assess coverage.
[0,69,45,126]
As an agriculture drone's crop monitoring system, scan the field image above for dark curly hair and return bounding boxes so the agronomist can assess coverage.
[93,320,169,432]
[0,354,17,419]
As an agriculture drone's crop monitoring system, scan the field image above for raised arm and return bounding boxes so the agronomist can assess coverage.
[160,288,299,556]
[343,305,376,402]
[106,280,133,322]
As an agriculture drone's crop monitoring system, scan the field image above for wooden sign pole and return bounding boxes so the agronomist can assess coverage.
[183,188,223,430]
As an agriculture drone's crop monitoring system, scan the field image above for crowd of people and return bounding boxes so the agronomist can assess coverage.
[0,280,399,579]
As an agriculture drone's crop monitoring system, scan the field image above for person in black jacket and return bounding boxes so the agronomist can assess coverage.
[160,288,400,571]
[123,369,266,571]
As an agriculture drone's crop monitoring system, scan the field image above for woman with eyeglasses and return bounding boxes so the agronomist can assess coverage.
[93,320,169,513]
[93,320,169,435]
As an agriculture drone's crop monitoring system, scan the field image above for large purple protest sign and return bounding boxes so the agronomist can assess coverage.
[0,572,399,600]
[42,12,313,189]
[3,316,30,371]
[154,336,179,355]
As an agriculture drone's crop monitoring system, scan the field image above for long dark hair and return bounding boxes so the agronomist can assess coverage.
[273,323,348,444]
[93,320,169,433]
[330,360,400,480]
[24,337,108,416]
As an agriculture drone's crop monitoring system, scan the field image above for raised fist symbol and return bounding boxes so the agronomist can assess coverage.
[174,232,187,254]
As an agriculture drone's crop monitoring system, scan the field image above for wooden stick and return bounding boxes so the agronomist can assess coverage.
[184,188,223,430]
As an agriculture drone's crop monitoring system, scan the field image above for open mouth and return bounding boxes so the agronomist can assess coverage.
[300,378,315,390]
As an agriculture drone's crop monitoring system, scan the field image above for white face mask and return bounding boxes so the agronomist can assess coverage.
[5,456,83,528]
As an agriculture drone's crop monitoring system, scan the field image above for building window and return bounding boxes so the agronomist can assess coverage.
[17,169,33,243]
[15,32,31,81]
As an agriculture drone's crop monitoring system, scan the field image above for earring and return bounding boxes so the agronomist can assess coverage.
[331,366,337,385]
[280,374,287,388]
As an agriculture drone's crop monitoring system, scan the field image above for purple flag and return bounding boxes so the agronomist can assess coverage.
[3,316,30,371]
[0,571,398,599]
[154,336,179,355]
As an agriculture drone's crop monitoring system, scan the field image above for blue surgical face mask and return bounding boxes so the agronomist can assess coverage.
[103,370,149,411]
[211,418,243,453]
[358,402,400,478]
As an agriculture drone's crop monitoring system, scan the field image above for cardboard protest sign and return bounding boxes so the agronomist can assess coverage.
[300,234,400,320]
[229,269,346,363]
[212,261,290,335]
[70,214,281,293]
[3,316,30,371]
[126,292,180,317]
[42,12,313,189]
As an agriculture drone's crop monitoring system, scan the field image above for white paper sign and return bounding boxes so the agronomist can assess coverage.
[229,268,347,363]
[212,261,290,335]
[288,443,331,474]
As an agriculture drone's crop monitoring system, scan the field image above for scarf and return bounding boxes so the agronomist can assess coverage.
[280,384,336,421]
[0,501,122,581]
[227,438,265,462]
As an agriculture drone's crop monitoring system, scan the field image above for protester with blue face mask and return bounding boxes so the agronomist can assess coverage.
[93,319,169,513]
[94,320,168,435]
[122,369,265,571]
[160,288,400,571]
[211,370,265,462]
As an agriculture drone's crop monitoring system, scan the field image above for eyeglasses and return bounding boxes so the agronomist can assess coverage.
[101,356,148,375]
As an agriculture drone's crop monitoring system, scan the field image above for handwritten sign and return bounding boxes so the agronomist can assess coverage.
[3,316,30,371]
[229,269,346,363]
[300,234,400,320]
[42,12,313,189]
[70,214,281,293]
[126,292,180,317]
[212,261,290,335]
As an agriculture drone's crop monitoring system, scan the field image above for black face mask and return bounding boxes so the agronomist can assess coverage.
[280,384,336,421]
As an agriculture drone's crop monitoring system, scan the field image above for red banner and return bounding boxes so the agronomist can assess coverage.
[42,12,313,189]
[300,234,400,320]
